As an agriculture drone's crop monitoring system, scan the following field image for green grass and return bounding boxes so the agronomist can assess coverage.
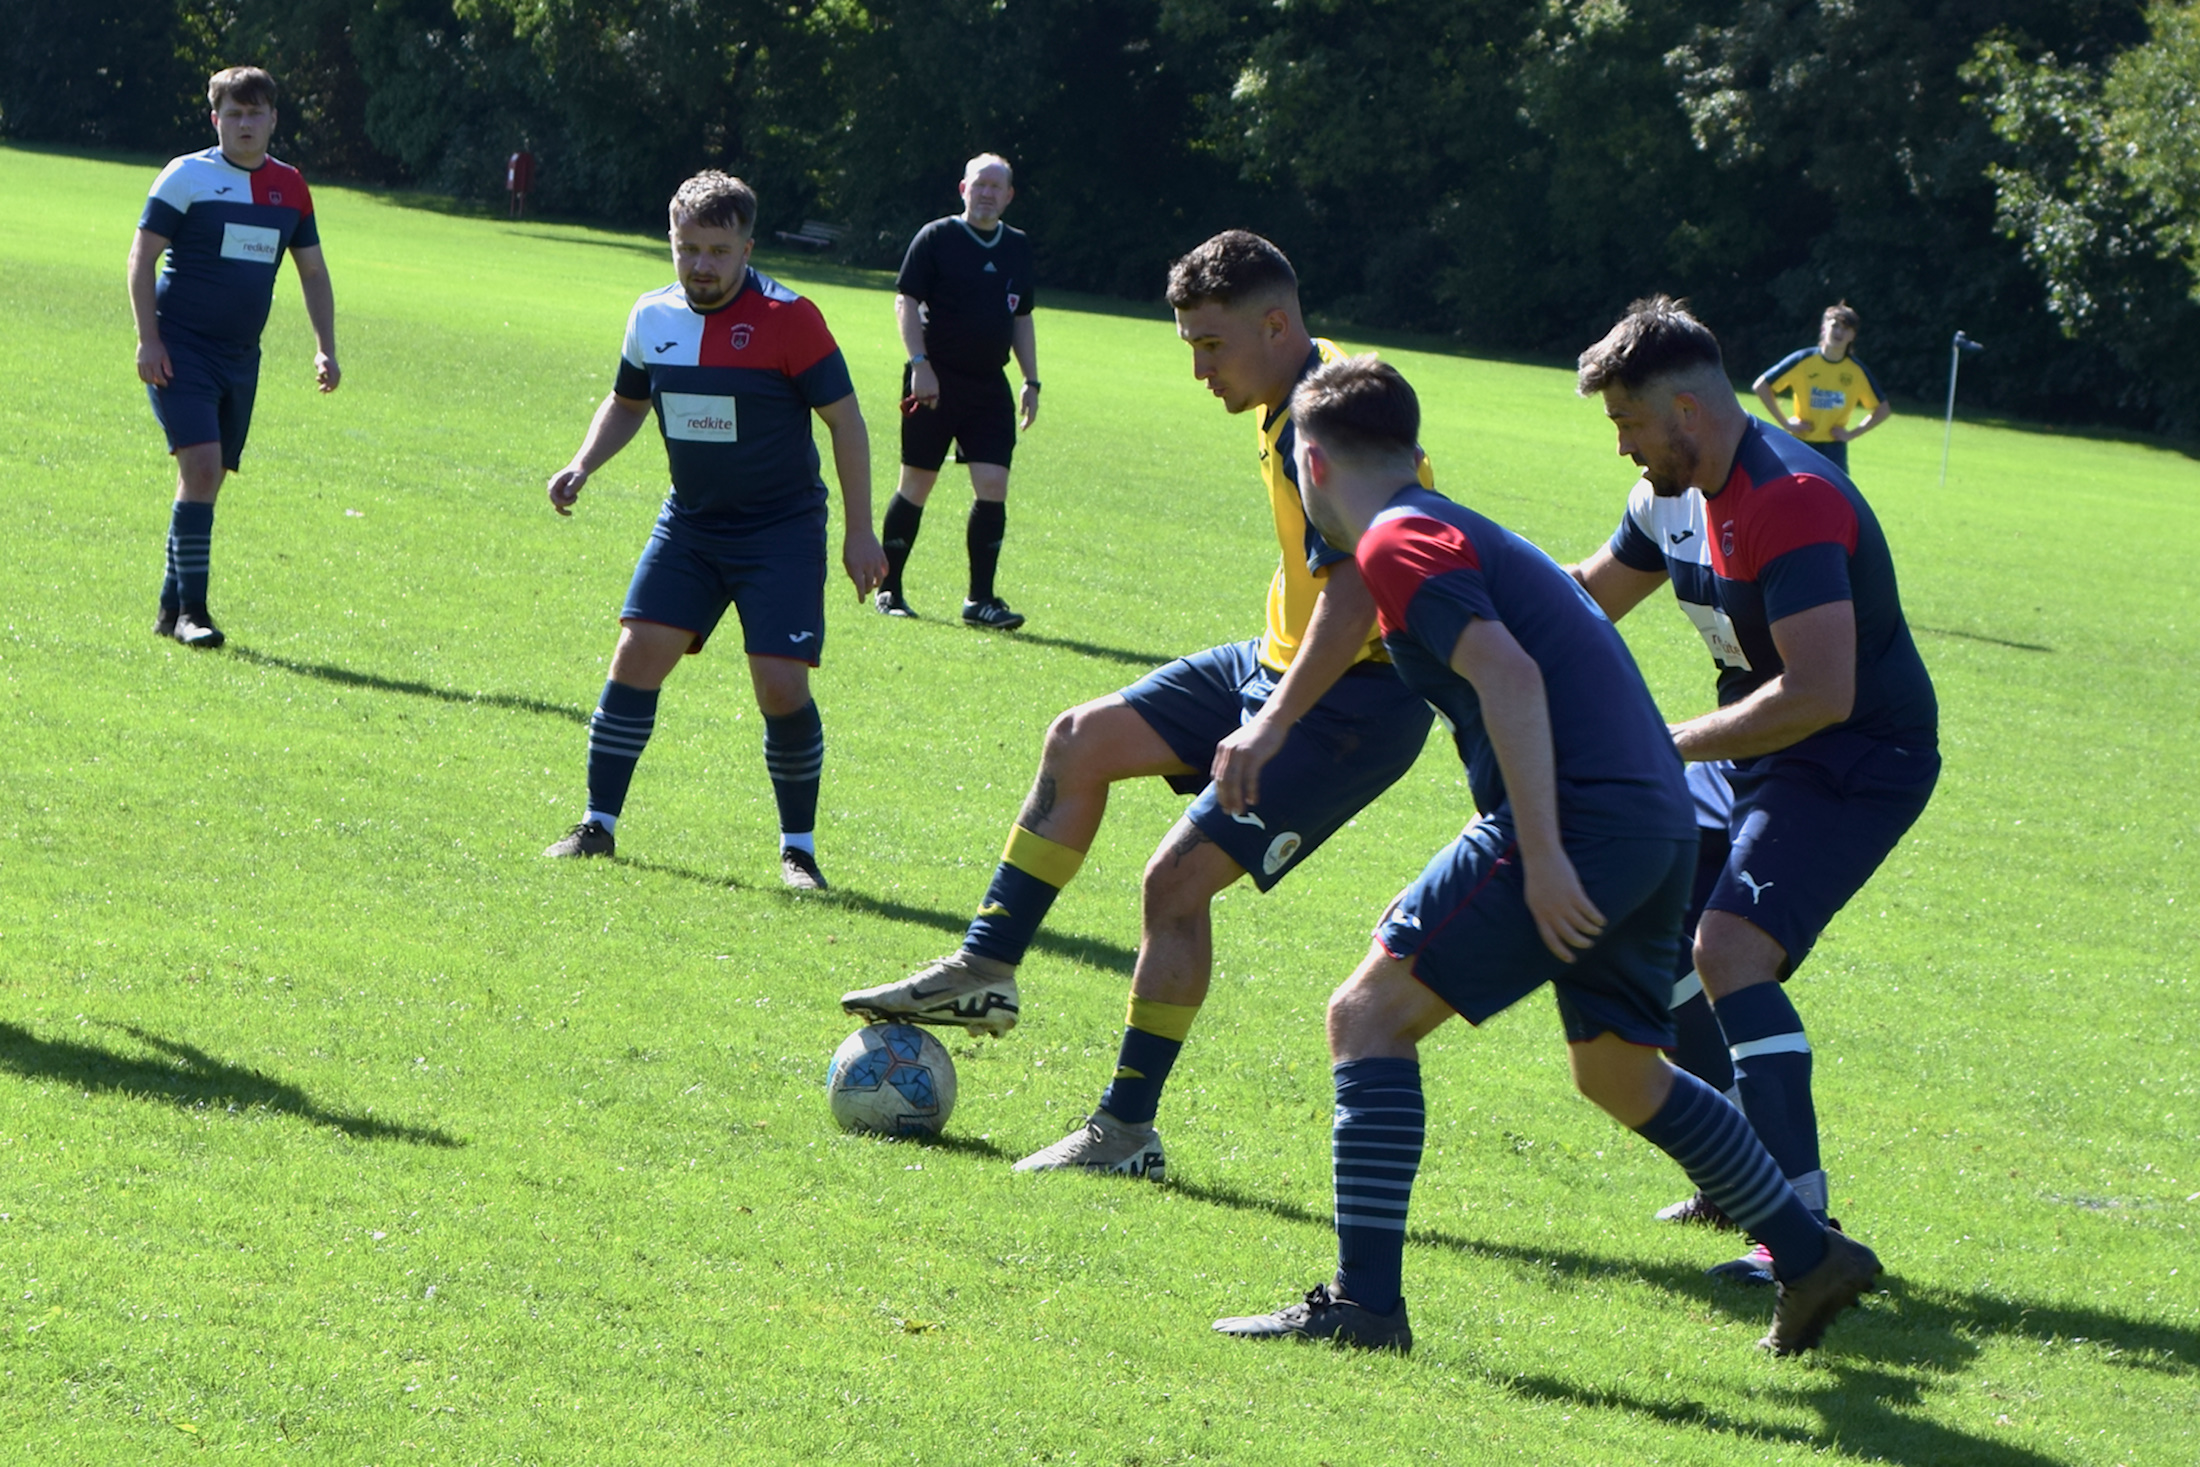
[1,142,2195,1464]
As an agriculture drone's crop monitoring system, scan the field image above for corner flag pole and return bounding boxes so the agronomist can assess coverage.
[1940,331,1985,488]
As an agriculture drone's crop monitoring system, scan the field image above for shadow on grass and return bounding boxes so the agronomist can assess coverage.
[620,858,1142,975]
[230,647,588,724]
[1175,1174,2193,1461]
[1912,625,2053,653]
[0,1022,462,1147]
[1009,630,1179,671]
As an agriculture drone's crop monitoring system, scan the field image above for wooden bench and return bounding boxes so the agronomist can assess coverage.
[774,220,845,250]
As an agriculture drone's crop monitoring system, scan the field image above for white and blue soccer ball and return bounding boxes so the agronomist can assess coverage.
[826,1023,957,1137]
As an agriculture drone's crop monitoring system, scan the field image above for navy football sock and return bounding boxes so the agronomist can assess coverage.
[967,499,1006,603]
[1635,1068,1827,1279]
[763,700,825,840]
[1096,998,1199,1126]
[1331,1057,1424,1316]
[585,680,658,820]
[881,494,924,595]
[1715,983,1825,1214]
[1669,972,1736,1096]
[168,501,214,609]
[963,824,1084,966]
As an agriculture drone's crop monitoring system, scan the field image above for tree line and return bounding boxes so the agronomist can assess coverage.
[6,0,2197,437]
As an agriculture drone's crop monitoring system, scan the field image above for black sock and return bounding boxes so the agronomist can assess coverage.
[881,494,925,595]
[967,498,1006,603]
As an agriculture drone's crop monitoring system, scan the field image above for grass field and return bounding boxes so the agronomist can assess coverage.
[1,143,2195,1464]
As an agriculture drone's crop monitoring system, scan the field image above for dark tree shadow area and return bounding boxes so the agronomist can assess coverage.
[1171,1176,2193,1467]
[229,647,588,724]
[619,860,1140,976]
[0,1022,463,1148]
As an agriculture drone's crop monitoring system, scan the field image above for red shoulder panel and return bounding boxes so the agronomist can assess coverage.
[1359,512,1481,636]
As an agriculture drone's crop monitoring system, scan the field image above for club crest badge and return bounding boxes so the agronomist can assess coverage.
[1720,519,1735,558]
[729,322,754,350]
[1006,293,1020,313]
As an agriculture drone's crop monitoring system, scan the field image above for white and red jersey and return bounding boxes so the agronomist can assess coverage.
[139,147,318,350]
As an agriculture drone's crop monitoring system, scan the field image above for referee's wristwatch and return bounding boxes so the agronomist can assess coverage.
[907,353,927,365]
[1022,380,1040,390]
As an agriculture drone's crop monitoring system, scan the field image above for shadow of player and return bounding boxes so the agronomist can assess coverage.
[0,1021,463,1148]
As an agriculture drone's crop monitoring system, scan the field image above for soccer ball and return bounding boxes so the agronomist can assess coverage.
[826,1024,957,1137]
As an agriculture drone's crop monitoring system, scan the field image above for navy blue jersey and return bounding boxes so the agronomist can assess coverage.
[894,217,1035,375]
[612,269,854,525]
[139,148,320,349]
[1359,485,1694,841]
[1607,420,1937,756]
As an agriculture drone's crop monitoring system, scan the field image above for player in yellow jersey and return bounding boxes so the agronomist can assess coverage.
[1752,303,1890,474]
[844,232,1435,1177]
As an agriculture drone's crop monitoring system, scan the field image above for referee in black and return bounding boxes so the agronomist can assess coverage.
[878,153,1040,629]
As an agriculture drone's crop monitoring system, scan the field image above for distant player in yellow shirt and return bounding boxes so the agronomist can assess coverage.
[1752,304,1890,474]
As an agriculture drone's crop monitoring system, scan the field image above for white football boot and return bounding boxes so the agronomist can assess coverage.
[840,951,1020,1037]
[1012,1111,1165,1180]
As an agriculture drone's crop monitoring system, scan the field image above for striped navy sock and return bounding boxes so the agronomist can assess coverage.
[168,501,214,609]
[1331,1057,1424,1315]
[763,700,825,839]
[1635,1067,1827,1279]
[585,680,658,820]
[1715,983,1825,1214]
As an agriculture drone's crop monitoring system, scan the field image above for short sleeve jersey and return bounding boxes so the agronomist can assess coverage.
[894,217,1036,375]
[139,147,319,349]
[1763,348,1884,442]
[613,269,854,524]
[1358,485,1693,840]
[1607,420,1938,758]
[1258,341,1436,671]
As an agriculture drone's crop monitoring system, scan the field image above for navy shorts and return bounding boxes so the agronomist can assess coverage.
[147,328,260,471]
[621,500,827,662]
[1809,439,1849,473]
[1117,639,1433,891]
[901,364,1016,472]
[1706,740,1939,974]
[1377,820,1698,1047]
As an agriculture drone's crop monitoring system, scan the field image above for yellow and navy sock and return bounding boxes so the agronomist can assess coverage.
[1096,997,1201,1126]
[1714,983,1825,1215]
[763,700,825,840]
[881,494,924,596]
[1330,1057,1424,1315]
[1635,1066,1827,1279]
[166,501,214,610]
[964,824,1084,965]
[585,680,657,820]
[967,499,1006,603]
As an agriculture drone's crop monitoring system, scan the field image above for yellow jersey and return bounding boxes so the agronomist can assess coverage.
[1763,348,1885,443]
[1257,339,1435,670]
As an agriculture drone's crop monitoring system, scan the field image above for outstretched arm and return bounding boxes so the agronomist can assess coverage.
[546,393,650,515]
[291,244,339,392]
[1568,545,1668,625]
[816,392,886,599]
[1449,617,1605,963]
[1210,559,1376,815]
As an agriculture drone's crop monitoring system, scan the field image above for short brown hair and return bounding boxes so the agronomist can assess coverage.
[1824,302,1860,331]
[1576,294,1725,396]
[669,171,757,234]
[1166,230,1298,311]
[1291,355,1420,460]
[208,67,277,111]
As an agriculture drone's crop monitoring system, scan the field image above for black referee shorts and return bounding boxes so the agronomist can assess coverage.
[900,363,1017,472]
